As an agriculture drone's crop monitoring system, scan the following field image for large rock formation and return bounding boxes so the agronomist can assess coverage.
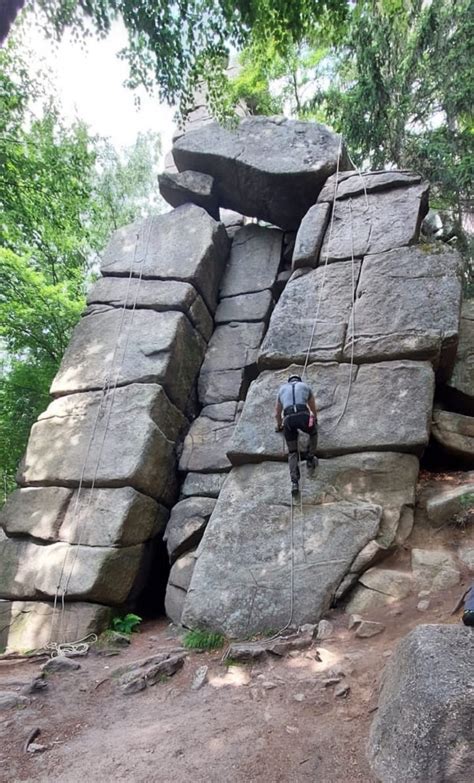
[368,625,474,783]
[182,455,418,636]
[1,116,468,651]
[172,117,349,229]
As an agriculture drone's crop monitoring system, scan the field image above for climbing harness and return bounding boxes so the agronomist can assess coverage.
[47,218,154,657]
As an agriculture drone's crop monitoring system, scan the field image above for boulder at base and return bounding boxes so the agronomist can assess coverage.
[0,600,111,653]
[17,384,186,504]
[0,530,144,605]
[182,456,418,636]
[432,408,474,465]
[230,362,434,461]
[172,117,349,230]
[368,624,474,783]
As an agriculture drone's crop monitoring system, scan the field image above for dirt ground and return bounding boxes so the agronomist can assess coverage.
[0,578,469,783]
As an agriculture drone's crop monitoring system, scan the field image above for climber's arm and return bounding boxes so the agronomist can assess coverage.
[308,393,318,417]
[275,397,283,431]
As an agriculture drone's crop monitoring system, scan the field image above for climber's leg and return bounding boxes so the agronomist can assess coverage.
[307,418,318,470]
[283,415,300,490]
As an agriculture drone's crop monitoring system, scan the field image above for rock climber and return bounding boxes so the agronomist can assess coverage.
[275,373,318,496]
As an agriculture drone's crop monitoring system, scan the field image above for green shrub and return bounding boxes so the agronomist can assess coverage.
[112,613,142,635]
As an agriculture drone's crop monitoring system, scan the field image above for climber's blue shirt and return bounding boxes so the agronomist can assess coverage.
[277,381,313,411]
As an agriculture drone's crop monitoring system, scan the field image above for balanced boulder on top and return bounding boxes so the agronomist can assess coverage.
[172,117,349,229]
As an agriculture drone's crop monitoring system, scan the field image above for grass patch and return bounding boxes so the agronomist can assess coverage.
[183,629,225,651]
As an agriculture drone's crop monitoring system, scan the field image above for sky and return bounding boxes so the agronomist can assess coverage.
[23,16,176,160]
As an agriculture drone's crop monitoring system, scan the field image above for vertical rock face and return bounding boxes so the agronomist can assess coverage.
[175,149,462,635]
[1,202,231,652]
[1,117,466,649]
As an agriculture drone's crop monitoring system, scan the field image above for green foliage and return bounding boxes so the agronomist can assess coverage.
[112,613,142,635]
[34,0,349,119]
[183,629,225,651]
[0,37,163,497]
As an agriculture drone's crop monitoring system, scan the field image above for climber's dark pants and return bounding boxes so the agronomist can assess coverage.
[283,411,318,482]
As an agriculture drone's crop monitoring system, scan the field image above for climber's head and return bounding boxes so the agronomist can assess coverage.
[288,374,302,384]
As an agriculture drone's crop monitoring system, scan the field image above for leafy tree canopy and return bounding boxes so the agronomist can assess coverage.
[0,35,163,495]
[33,0,349,117]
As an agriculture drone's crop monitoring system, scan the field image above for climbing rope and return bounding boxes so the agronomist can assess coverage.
[272,140,373,636]
[47,217,153,656]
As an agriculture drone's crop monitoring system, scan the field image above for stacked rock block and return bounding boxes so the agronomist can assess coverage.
[164,224,284,622]
[0,204,229,651]
[171,125,465,637]
[432,300,474,465]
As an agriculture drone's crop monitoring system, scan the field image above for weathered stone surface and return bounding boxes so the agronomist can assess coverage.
[168,550,197,592]
[368,624,474,783]
[411,548,460,591]
[225,634,312,662]
[432,408,474,463]
[113,651,185,693]
[318,169,422,203]
[259,261,360,367]
[237,451,416,549]
[346,569,413,614]
[164,583,186,625]
[0,487,72,542]
[198,321,266,405]
[219,226,282,298]
[200,322,266,374]
[158,170,219,219]
[320,183,429,262]
[86,276,213,341]
[230,362,434,462]
[179,402,241,473]
[0,486,166,546]
[359,568,413,599]
[164,497,216,562]
[219,208,244,239]
[344,245,462,370]
[0,600,111,653]
[100,204,230,310]
[17,384,186,503]
[51,308,205,411]
[292,203,331,270]
[458,546,474,571]
[354,620,385,638]
[181,472,228,499]
[416,479,474,529]
[198,369,248,406]
[215,290,273,325]
[446,300,474,415]
[0,531,144,604]
[42,656,81,673]
[182,462,382,636]
[172,117,348,230]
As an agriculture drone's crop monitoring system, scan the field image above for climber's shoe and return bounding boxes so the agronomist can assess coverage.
[307,456,318,471]
[291,480,299,497]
